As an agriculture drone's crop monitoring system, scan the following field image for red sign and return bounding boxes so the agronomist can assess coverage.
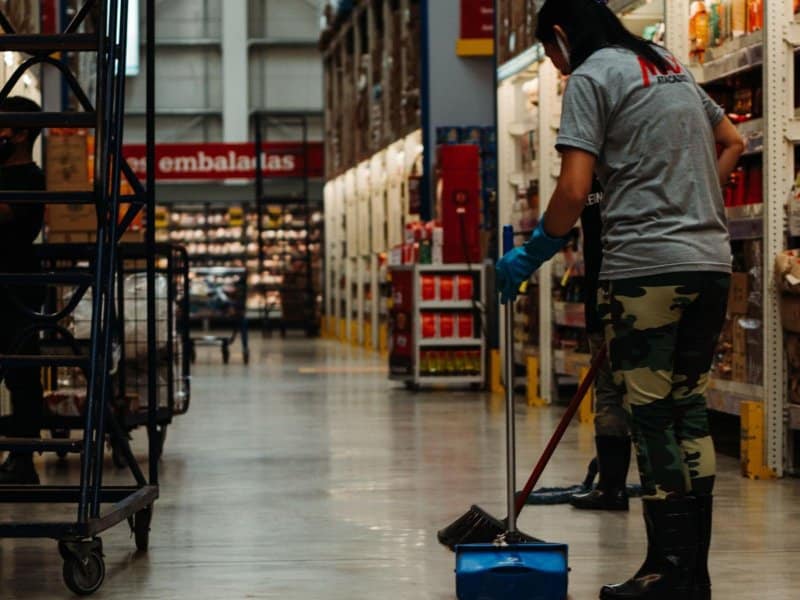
[122,142,324,181]
[460,0,494,39]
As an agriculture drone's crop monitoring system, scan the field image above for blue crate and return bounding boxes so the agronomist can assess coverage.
[460,126,485,145]
[456,543,568,600]
[437,126,462,145]
[482,126,497,146]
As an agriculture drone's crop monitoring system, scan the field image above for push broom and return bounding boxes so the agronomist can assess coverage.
[438,226,608,551]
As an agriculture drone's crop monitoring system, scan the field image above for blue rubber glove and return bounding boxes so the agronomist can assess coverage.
[495,220,568,304]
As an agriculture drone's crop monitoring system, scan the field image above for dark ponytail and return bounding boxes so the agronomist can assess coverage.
[535,0,670,72]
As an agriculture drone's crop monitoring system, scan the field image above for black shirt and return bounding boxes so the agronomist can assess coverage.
[581,180,604,334]
[0,162,46,272]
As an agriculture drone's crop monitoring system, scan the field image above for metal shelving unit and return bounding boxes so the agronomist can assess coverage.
[388,264,486,389]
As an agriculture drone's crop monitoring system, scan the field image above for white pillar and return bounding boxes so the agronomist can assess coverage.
[222,0,249,143]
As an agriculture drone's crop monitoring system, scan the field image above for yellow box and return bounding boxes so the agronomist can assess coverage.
[740,401,776,480]
[526,356,545,407]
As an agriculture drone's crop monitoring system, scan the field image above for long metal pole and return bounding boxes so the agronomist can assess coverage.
[146,0,158,485]
[501,225,516,531]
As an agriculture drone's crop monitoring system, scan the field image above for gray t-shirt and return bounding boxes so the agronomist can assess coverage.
[556,46,732,280]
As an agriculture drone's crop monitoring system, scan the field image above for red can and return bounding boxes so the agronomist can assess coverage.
[439,313,455,338]
[439,275,455,300]
[457,275,474,300]
[422,313,437,338]
[421,276,436,301]
[458,313,474,338]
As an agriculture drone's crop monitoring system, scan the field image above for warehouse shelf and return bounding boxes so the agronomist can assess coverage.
[419,301,475,310]
[690,31,764,85]
[706,378,764,417]
[419,339,482,348]
[497,44,545,82]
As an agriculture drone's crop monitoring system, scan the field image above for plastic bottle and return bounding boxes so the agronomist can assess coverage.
[691,2,710,61]
[731,0,746,37]
[709,0,722,47]
[746,0,762,33]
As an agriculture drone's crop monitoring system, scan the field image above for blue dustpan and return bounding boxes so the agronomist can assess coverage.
[456,543,569,600]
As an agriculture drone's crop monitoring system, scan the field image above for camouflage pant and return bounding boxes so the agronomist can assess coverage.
[598,272,730,500]
[588,332,629,438]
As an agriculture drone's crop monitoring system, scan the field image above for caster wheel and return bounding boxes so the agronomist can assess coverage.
[52,429,70,459]
[222,346,230,364]
[63,551,105,596]
[134,506,153,552]
[110,439,128,469]
[404,381,420,392]
[243,350,250,365]
[190,344,197,364]
[155,426,168,461]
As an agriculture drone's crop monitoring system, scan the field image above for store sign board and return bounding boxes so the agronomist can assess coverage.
[122,142,324,181]
[460,0,494,39]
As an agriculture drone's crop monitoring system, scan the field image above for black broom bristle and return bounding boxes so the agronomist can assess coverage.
[437,505,539,551]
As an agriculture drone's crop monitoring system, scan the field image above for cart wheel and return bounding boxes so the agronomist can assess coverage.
[62,550,105,596]
[134,506,153,552]
[404,381,420,392]
[52,429,70,459]
[243,349,250,365]
[110,438,128,469]
[222,344,230,364]
[156,426,168,461]
[190,343,197,364]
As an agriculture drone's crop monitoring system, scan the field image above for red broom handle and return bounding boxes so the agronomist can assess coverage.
[514,345,608,517]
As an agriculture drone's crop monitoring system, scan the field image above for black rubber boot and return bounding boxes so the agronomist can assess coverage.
[571,436,631,511]
[693,495,712,600]
[0,453,40,485]
[599,498,698,600]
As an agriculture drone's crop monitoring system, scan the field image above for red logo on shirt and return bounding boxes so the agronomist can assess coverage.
[638,54,685,88]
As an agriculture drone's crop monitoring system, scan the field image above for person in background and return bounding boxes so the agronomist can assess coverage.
[496,0,744,598]
[569,180,632,512]
[0,96,46,485]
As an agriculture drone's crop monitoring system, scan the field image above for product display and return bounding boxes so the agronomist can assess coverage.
[388,264,486,388]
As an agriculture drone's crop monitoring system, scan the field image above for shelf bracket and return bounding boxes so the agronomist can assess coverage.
[786,119,800,145]
[784,21,800,48]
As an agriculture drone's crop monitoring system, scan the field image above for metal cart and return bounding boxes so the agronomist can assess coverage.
[188,266,250,364]
[33,243,192,467]
[0,1,160,595]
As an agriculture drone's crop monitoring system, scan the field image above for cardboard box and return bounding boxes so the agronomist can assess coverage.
[46,134,90,192]
[46,231,94,244]
[728,272,749,314]
[780,294,800,334]
[46,229,144,244]
[47,204,96,232]
[732,351,748,383]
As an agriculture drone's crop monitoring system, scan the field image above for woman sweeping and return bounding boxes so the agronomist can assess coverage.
[496,1,744,598]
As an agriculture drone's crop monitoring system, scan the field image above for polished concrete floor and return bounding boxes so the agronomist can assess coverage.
[1,337,799,599]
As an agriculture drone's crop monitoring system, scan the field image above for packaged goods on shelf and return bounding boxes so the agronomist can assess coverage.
[690,1,766,63]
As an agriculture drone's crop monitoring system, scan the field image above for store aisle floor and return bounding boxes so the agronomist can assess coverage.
[2,337,800,599]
